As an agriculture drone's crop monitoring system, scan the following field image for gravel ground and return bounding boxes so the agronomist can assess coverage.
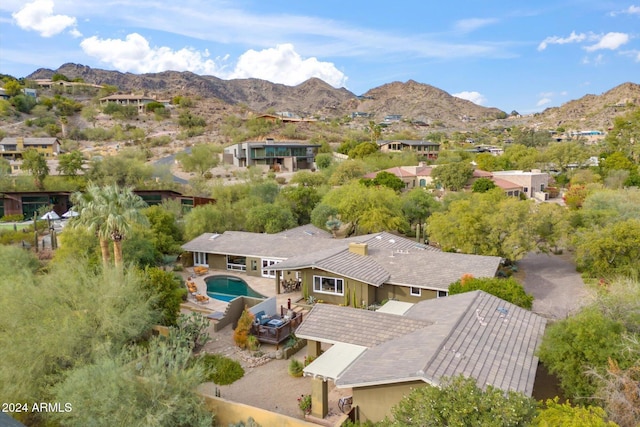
[198,324,350,422]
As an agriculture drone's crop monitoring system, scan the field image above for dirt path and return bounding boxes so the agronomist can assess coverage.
[516,252,590,320]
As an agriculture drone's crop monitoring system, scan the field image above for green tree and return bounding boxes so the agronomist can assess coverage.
[327,159,366,186]
[20,148,49,189]
[472,177,497,193]
[176,144,221,176]
[573,218,640,277]
[143,204,184,254]
[544,141,589,173]
[71,184,149,268]
[449,277,533,309]
[315,152,333,169]
[401,188,439,240]
[50,336,213,427]
[382,375,537,427]
[140,267,186,326]
[56,150,84,176]
[363,171,405,191]
[533,398,617,427]
[290,170,327,187]
[278,185,322,225]
[348,141,378,158]
[183,203,234,240]
[431,162,474,191]
[0,256,154,412]
[310,202,339,232]
[11,94,37,113]
[538,307,631,403]
[426,190,536,261]
[3,79,22,96]
[245,203,297,233]
[475,152,499,171]
[604,107,640,162]
[86,150,153,186]
[322,181,405,235]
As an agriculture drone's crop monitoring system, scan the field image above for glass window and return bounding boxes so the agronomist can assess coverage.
[313,275,344,295]
[437,290,448,298]
[262,259,280,278]
[193,252,208,266]
[410,287,421,296]
[227,255,246,271]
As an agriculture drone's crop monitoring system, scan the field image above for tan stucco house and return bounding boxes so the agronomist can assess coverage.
[181,224,502,306]
[0,137,61,160]
[296,291,547,422]
[377,139,440,160]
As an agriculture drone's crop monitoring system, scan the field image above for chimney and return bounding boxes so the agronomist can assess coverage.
[349,242,368,256]
[17,137,24,151]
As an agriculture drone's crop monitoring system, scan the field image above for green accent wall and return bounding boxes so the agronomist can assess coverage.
[376,284,437,303]
[353,381,425,423]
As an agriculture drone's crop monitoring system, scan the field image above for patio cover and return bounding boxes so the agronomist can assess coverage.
[375,301,414,316]
[303,342,367,382]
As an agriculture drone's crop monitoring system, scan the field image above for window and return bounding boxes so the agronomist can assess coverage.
[262,259,280,278]
[410,287,421,297]
[251,260,258,271]
[227,255,246,271]
[437,290,448,298]
[313,275,344,295]
[193,252,208,266]
[524,187,528,194]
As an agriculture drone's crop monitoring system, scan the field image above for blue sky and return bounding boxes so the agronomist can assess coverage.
[0,0,639,113]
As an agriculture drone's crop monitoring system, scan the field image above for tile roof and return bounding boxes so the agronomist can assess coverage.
[1,137,59,146]
[183,228,501,289]
[299,291,546,396]
[295,303,431,347]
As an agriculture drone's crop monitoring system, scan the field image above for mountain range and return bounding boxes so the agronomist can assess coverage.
[26,63,640,131]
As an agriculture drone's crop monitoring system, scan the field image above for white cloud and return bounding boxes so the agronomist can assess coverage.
[610,5,640,16]
[454,18,499,33]
[80,33,225,75]
[80,34,348,88]
[452,91,487,105]
[12,0,78,37]
[584,32,629,51]
[537,31,586,51]
[536,98,551,107]
[227,44,347,87]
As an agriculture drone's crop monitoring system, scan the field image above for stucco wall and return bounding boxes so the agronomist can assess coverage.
[201,394,317,427]
[376,284,437,303]
[298,269,374,307]
[207,254,227,270]
[353,381,425,423]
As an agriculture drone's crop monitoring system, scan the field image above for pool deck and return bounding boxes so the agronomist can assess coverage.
[181,268,303,314]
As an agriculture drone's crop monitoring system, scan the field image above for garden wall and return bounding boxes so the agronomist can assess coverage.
[201,394,317,427]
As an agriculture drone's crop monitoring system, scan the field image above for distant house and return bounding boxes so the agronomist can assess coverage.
[351,112,373,119]
[0,137,61,160]
[491,170,549,199]
[362,165,434,190]
[0,190,212,219]
[222,139,320,171]
[181,224,502,306]
[297,291,546,422]
[377,140,440,160]
[99,94,160,113]
[383,114,402,123]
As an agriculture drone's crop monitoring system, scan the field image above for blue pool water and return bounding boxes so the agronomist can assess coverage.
[205,275,266,302]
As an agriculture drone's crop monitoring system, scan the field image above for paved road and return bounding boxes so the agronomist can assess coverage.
[517,252,589,320]
[153,147,190,184]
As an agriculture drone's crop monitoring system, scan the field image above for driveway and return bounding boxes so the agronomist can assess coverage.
[516,252,589,320]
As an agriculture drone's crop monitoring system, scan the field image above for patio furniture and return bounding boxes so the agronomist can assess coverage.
[252,313,304,348]
[338,396,353,413]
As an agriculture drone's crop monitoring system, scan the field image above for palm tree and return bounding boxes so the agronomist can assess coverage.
[71,183,149,268]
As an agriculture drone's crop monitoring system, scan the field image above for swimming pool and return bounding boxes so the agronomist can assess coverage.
[205,275,266,302]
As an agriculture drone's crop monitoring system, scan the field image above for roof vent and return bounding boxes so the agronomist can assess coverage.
[389,239,395,244]
[208,233,220,240]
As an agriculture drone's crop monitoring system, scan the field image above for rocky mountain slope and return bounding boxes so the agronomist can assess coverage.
[24,63,640,131]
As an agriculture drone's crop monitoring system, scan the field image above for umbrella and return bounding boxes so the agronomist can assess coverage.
[62,209,79,218]
[40,211,60,220]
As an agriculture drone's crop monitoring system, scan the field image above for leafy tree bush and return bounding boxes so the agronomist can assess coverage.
[315,152,333,169]
[449,276,533,309]
[472,177,497,193]
[169,312,211,351]
[11,94,36,113]
[199,353,245,385]
[361,171,405,191]
[178,112,207,128]
[431,161,474,191]
[245,203,297,233]
[140,267,186,326]
[176,144,221,176]
[533,398,617,427]
[143,204,184,254]
[381,375,537,427]
[20,149,49,189]
[288,358,304,377]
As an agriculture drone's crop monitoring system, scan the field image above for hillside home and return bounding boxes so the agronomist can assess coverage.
[0,190,213,219]
[377,140,440,160]
[0,137,61,160]
[181,224,502,306]
[491,170,549,199]
[99,94,162,113]
[362,165,434,190]
[222,139,320,171]
[297,291,546,422]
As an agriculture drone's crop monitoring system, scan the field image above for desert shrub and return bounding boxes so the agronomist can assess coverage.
[200,353,244,385]
[1,214,24,222]
[169,312,211,351]
[288,359,304,377]
[233,308,254,349]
